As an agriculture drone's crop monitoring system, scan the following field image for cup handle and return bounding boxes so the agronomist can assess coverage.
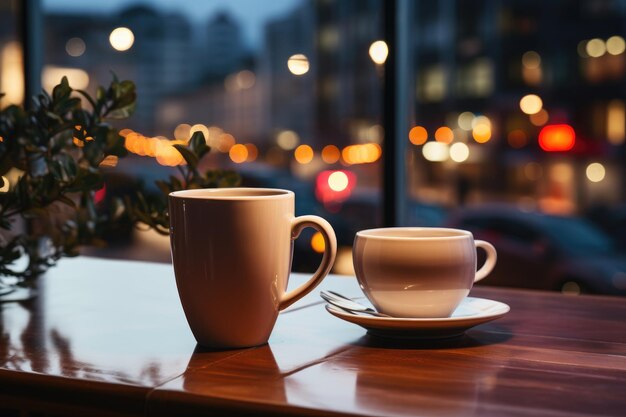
[279,215,337,310]
[474,240,497,282]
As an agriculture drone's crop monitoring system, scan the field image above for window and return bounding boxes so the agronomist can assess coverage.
[0,0,22,107]
[39,0,384,274]
[5,0,626,294]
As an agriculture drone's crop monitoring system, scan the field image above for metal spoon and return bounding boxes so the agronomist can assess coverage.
[320,290,391,317]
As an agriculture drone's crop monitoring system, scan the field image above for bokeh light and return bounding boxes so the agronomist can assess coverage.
[287,54,310,75]
[607,99,626,145]
[457,112,475,130]
[519,94,543,115]
[311,231,325,253]
[434,127,454,144]
[277,130,299,150]
[472,124,491,143]
[216,133,236,152]
[449,142,469,162]
[369,40,388,64]
[507,129,528,148]
[586,162,606,182]
[109,27,135,51]
[606,36,626,55]
[328,171,349,192]
[524,162,543,181]
[65,37,86,57]
[368,124,384,143]
[236,70,256,89]
[539,124,575,152]
[586,38,606,58]
[321,145,341,163]
[422,142,449,162]
[190,124,209,142]
[408,126,428,145]
[42,66,89,91]
[341,143,381,164]
[471,115,491,130]
[529,109,549,126]
[294,144,314,164]
[550,163,574,182]
[229,143,248,163]
[245,143,258,162]
[174,123,191,141]
[156,140,185,166]
[522,51,541,69]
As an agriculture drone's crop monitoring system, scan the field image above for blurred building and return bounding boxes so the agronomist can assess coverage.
[0,0,21,107]
[202,11,248,80]
[263,0,383,150]
[44,5,195,132]
[409,0,626,213]
[263,1,316,145]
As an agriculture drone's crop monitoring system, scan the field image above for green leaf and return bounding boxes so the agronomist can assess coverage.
[52,76,71,102]
[189,131,209,158]
[173,144,198,169]
[107,101,135,119]
[96,86,106,101]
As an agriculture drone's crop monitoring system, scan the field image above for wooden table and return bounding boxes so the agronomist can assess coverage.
[1,257,625,417]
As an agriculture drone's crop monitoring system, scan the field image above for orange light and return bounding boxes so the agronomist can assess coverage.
[229,144,248,163]
[472,124,492,143]
[217,133,236,152]
[530,109,549,126]
[507,129,528,148]
[539,124,575,152]
[294,144,314,164]
[408,126,427,145]
[244,143,258,162]
[311,231,325,253]
[156,141,185,166]
[119,128,133,137]
[125,132,139,153]
[322,145,340,163]
[341,143,381,164]
[434,127,454,144]
[174,123,192,141]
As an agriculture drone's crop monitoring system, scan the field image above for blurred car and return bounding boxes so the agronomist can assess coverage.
[448,206,626,296]
[586,204,626,253]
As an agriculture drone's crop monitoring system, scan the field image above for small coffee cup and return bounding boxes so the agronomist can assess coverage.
[169,188,337,349]
[353,227,497,318]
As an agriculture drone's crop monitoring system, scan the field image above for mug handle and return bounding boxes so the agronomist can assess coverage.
[279,215,337,310]
[474,240,497,282]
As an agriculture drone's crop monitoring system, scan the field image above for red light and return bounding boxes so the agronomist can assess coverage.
[315,170,356,206]
[539,124,575,152]
[94,184,106,205]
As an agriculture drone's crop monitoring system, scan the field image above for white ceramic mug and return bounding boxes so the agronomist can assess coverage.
[169,188,337,349]
[353,227,497,318]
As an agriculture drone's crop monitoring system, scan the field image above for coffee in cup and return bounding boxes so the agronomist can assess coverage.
[353,227,496,318]
[169,188,337,349]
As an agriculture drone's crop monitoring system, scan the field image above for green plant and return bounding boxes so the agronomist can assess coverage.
[0,76,238,284]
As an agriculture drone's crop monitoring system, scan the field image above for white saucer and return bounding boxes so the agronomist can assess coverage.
[325,297,510,340]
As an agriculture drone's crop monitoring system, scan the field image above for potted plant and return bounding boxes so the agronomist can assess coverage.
[0,76,238,299]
